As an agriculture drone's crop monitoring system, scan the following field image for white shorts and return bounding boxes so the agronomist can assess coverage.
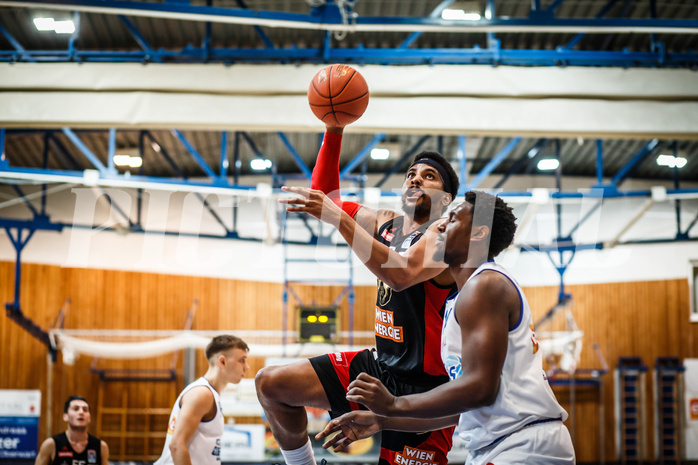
[464,421,576,465]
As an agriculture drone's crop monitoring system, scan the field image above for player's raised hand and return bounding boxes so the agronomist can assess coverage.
[315,411,382,452]
[346,372,397,415]
[279,186,342,225]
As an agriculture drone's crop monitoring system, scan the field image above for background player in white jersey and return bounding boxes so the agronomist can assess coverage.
[155,335,249,465]
[316,191,576,464]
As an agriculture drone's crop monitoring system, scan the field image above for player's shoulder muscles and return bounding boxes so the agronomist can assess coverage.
[100,440,110,465]
[180,385,216,421]
[34,437,55,465]
[459,271,519,322]
[354,207,399,237]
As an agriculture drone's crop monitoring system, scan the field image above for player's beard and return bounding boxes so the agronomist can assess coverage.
[401,191,434,220]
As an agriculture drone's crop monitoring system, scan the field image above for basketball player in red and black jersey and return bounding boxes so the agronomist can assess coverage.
[255,125,459,465]
[35,395,109,465]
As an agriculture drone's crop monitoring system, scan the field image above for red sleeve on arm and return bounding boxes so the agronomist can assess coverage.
[310,132,362,219]
[340,201,361,219]
[311,132,343,200]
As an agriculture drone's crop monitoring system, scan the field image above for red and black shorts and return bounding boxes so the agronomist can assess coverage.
[309,349,454,465]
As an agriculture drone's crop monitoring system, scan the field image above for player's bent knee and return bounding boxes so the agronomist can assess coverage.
[255,365,287,403]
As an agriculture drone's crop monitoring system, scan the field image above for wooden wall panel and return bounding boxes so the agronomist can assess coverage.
[2,260,698,463]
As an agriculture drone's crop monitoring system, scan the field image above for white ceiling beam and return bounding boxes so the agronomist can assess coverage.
[1,91,696,139]
[1,64,697,139]
[2,63,697,99]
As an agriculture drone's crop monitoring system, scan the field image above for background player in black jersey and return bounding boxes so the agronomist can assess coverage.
[35,395,109,465]
[255,124,460,465]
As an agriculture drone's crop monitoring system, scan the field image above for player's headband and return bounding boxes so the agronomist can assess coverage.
[409,158,453,198]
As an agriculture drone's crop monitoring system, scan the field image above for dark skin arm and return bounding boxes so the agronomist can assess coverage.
[315,411,458,452]
[279,188,451,290]
[343,271,519,418]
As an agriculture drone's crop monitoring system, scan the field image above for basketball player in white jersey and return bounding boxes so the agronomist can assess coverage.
[155,335,249,465]
[316,191,576,464]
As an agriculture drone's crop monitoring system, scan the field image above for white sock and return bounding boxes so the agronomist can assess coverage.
[280,438,316,465]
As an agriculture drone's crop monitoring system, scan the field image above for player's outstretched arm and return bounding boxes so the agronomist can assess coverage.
[100,440,109,465]
[347,273,515,419]
[168,387,215,465]
[280,187,447,290]
[314,410,458,453]
[34,438,55,465]
[309,126,400,238]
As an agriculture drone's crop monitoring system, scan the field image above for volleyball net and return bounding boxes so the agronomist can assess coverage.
[49,329,376,365]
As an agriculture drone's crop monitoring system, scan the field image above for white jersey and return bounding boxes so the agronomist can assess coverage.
[441,261,568,451]
[154,377,223,465]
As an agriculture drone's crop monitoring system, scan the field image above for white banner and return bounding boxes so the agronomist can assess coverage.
[0,390,41,460]
[0,391,41,417]
[220,424,265,462]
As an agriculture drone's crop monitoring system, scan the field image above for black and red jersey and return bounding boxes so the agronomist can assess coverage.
[375,216,457,388]
[51,432,102,465]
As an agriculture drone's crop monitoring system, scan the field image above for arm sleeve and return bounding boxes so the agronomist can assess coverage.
[310,131,343,200]
[311,131,362,218]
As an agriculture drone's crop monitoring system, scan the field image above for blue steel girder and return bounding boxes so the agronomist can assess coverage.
[494,139,548,189]
[373,135,430,189]
[233,0,275,49]
[145,131,185,178]
[399,0,456,49]
[99,191,135,227]
[497,188,698,200]
[47,132,83,170]
[467,137,522,190]
[685,210,698,237]
[3,1,698,67]
[67,11,80,60]
[148,130,233,234]
[118,14,161,62]
[107,128,116,172]
[340,133,386,180]
[0,22,29,56]
[7,0,698,32]
[609,139,659,187]
[565,0,620,50]
[239,131,264,158]
[545,0,568,14]
[219,131,229,182]
[277,132,312,179]
[62,128,111,175]
[565,200,603,239]
[599,0,636,52]
[11,184,39,216]
[2,46,698,67]
[171,129,219,180]
[546,248,575,303]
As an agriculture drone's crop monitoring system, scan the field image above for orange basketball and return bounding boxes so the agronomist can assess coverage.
[308,64,369,127]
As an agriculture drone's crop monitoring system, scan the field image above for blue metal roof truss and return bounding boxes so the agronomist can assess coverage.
[1,0,698,67]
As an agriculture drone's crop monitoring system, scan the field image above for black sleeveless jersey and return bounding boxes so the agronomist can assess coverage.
[51,432,101,465]
[375,216,457,388]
